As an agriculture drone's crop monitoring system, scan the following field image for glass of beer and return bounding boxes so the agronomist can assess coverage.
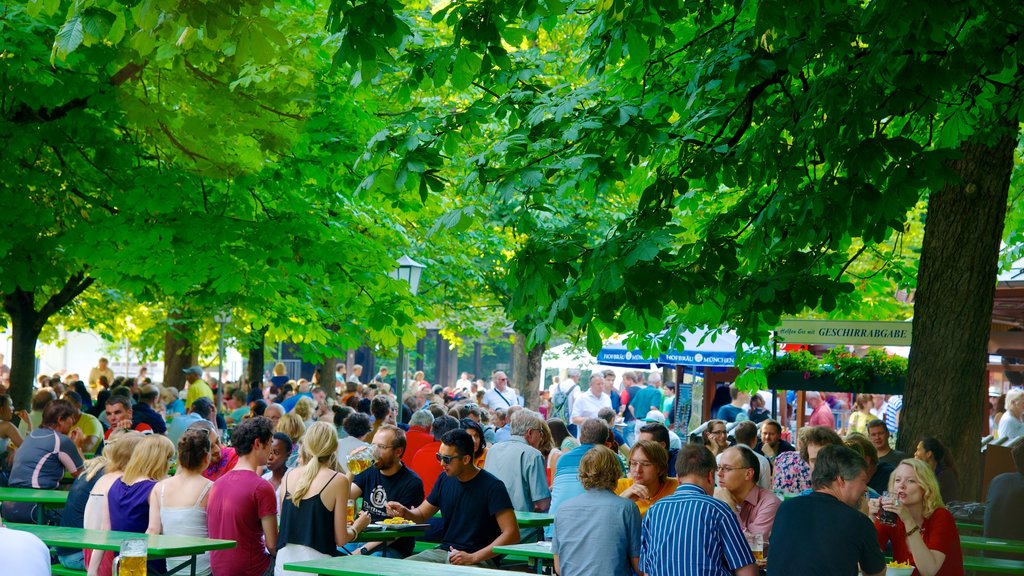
[744,531,764,561]
[113,538,147,576]
[347,446,375,475]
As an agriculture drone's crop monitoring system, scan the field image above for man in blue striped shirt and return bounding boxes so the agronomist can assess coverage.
[640,444,758,576]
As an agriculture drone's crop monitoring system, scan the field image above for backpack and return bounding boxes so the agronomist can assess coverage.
[552,382,578,421]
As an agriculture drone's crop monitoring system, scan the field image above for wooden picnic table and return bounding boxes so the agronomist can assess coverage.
[960,534,1024,555]
[493,542,553,574]
[8,523,235,576]
[0,486,69,505]
[356,526,427,542]
[284,555,505,575]
[0,486,69,523]
[514,511,554,528]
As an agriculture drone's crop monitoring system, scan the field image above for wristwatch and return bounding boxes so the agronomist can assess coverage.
[358,546,369,555]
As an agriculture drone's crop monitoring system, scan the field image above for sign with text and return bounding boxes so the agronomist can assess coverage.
[776,319,912,346]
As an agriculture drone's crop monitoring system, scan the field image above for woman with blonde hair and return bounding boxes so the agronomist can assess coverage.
[147,429,214,576]
[275,422,371,575]
[83,430,145,576]
[277,412,306,468]
[108,434,175,574]
[869,459,963,576]
[614,440,679,516]
[294,396,316,428]
[553,445,640,576]
[58,429,135,571]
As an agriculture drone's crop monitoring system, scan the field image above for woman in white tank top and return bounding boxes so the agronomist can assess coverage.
[147,428,215,576]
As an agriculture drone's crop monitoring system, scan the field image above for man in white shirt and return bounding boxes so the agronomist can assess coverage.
[997,389,1024,442]
[483,371,522,412]
[571,375,612,425]
[0,514,51,574]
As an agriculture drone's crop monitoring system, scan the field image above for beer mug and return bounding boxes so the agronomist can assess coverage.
[744,531,764,561]
[113,538,147,576]
[347,445,375,475]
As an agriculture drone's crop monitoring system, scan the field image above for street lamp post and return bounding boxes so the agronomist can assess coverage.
[214,310,233,412]
[391,255,425,423]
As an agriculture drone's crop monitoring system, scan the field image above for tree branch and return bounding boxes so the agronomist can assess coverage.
[834,244,869,282]
[36,271,95,330]
[159,122,211,163]
[184,60,306,121]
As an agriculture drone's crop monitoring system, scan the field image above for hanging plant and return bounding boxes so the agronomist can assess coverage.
[765,348,908,392]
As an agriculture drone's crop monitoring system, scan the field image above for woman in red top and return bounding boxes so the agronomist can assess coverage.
[869,458,963,576]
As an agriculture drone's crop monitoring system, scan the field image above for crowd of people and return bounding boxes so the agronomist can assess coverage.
[0,359,1022,576]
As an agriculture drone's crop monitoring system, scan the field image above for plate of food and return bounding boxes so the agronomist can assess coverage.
[365,518,431,531]
[885,561,914,576]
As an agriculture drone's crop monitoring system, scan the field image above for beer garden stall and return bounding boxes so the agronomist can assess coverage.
[770,319,912,429]
[595,331,741,438]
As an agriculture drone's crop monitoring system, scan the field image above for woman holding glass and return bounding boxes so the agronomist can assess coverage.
[276,421,371,576]
[869,459,963,576]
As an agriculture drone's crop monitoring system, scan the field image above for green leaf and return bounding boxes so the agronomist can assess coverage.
[626,29,649,63]
[586,322,602,354]
[452,47,482,90]
[52,17,84,63]
[82,8,116,40]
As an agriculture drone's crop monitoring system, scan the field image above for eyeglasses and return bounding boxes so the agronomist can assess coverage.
[435,453,465,465]
[629,460,654,469]
[718,465,751,473]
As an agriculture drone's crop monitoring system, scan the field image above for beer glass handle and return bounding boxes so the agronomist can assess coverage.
[113,554,122,576]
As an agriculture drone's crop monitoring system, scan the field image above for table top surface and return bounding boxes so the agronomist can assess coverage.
[513,511,554,527]
[492,543,554,560]
[7,523,235,556]
[0,487,69,504]
[283,555,504,575]
[960,535,1024,554]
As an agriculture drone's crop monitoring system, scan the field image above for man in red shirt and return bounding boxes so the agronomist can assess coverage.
[207,416,277,576]
[402,410,435,467]
[807,392,835,429]
[103,396,152,439]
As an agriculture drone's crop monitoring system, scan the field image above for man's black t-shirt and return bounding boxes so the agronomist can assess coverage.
[768,491,886,576]
[868,461,896,494]
[354,465,424,557]
[427,468,514,554]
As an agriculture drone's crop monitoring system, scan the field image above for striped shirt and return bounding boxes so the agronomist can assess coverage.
[884,396,902,435]
[640,483,755,576]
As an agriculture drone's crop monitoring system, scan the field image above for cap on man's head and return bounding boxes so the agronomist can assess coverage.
[190,396,214,417]
[644,410,666,424]
[183,366,204,376]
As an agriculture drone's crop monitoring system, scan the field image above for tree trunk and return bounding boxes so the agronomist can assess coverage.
[163,311,195,393]
[5,304,43,411]
[901,132,1016,502]
[247,324,268,395]
[321,357,338,399]
[512,333,545,410]
[2,274,94,410]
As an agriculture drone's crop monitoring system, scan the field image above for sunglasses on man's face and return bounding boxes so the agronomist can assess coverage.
[435,453,465,465]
